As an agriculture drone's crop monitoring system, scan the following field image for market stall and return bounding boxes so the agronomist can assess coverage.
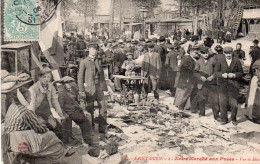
[1,43,34,120]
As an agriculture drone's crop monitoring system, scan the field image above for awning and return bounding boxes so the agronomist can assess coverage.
[146,17,192,23]
[243,9,260,19]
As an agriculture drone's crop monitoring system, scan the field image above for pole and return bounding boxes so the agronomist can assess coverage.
[109,0,115,38]
[119,0,122,35]
[143,12,145,38]
[194,0,199,35]
[179,0,182,17]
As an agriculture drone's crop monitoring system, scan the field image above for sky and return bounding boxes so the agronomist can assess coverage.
[96,0,111,15]
[96,0,178,15]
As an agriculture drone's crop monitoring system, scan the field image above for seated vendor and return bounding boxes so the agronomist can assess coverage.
[28,67,67,139]
[3,87,74,164]
[55,76,98,149]
[121,52,136,76]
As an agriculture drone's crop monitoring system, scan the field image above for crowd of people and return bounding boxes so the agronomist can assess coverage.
[3,30,260,163]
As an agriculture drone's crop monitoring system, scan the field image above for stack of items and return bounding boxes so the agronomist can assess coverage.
[1,70,30,92]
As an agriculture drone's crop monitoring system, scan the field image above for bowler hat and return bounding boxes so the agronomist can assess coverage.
[253,39,259,44]
[159,36,165,42]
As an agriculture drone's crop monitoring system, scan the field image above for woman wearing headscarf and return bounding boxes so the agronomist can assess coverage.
[245,59,260,124]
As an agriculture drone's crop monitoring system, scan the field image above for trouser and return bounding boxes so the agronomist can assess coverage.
[219,86,239,122]
[175,84,198,110]
[192,84,220,119]
[143,75,159,99]
[64,109,94,145]
[159,65,168,90]
[168,70,177,96]
[85,87,107,133]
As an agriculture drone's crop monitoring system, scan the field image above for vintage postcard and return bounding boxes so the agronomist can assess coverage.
[1,0,260,163]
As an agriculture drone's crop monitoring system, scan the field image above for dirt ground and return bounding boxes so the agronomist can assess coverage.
[61,38,260,164]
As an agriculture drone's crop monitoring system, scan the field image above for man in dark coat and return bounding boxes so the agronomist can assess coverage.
[141,43,162,100]
[249,39,260,76]
[215,46,243,125]
[78,42,108,133]
[174,47,199,110]
[75,35,87,58]
[198,28,203,40]
[158,36,168,90]
[193,47,220,120]
[56,76,95,146]
[165,44,179,96]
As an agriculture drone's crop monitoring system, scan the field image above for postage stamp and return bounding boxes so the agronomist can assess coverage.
[4,0,40,41]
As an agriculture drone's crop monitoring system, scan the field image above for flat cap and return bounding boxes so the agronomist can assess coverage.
[107,39,113,43]
[146,39,152,43]
[152,38,157,42]
[61,76,75,83]
[88,42,99,48]
[126,52,134,56]
[39,67,52,76]
[159,36,165,42]
[131,39,138,44]
[200,46,209,53]
[166,44,174,49]
[223,46,233,53]
[146,42,155,48]
[190,46,200,51]
[139,38,145,41]
[191,35,199,41]
[126,39,131,43]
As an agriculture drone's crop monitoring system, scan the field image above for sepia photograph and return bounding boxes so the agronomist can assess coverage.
[0,0,260,163]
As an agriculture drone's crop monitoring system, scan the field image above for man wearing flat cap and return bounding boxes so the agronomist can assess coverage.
[193,46,220,120]
[215,46,243,125]
[78,42,108,133]
[141,43,162,100]
[56,76,96,147]
[174,46,199,111]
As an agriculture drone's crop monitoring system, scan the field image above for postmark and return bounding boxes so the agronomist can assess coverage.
[18,142,29,153]
[4,0,61,41]
[4,0,40,41]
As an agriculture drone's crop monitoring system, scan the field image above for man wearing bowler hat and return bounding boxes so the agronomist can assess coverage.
[78,42,108,133]
[141,42,162,100]
[215,46,243,125]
